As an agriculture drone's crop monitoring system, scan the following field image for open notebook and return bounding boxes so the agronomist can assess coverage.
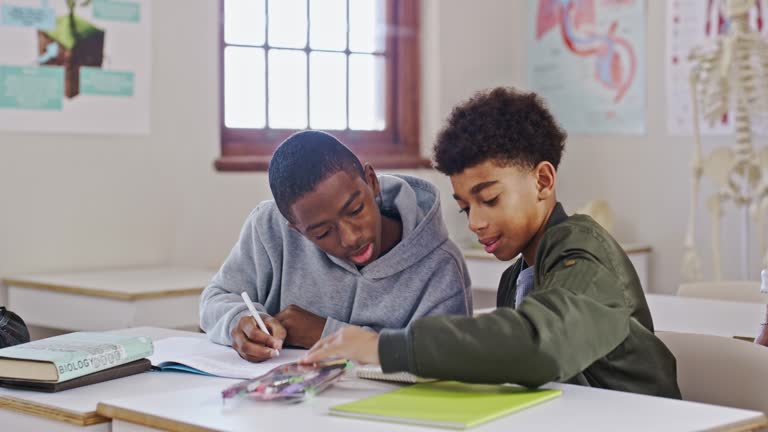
[148,337,304,379]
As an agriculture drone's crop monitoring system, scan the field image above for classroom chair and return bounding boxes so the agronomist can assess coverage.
[677,281,767,303]
[656,331,768,414]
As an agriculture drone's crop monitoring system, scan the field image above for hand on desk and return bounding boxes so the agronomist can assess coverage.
[231,315,286,362]
[301,326,380,365]
[274,304,327,349]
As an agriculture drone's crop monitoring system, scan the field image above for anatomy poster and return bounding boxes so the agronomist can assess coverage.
[666,0,768,136]
[0,0,151,134]
[528,0,646,135]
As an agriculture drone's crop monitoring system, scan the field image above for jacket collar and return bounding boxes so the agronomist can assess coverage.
[545,202,568,232]
[519,202,566,270]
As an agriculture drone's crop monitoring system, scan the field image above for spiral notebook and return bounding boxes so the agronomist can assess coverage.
[355,365,436,384]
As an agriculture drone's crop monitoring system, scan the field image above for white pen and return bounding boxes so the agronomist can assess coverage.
[241,291,279,356]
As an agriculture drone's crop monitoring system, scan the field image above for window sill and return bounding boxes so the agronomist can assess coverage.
[215,154,433,172]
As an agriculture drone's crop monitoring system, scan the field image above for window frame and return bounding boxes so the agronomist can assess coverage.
[215,0,428,171]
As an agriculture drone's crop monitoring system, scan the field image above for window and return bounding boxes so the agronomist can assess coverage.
[217,0,426,171]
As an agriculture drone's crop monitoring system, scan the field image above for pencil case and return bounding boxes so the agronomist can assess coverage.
[221,360,350,403]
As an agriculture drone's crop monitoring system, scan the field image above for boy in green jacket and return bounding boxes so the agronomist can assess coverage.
[303,87,681,399]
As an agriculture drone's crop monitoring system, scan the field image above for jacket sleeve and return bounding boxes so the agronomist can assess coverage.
[199,208,276,346]
[379,253,630,387]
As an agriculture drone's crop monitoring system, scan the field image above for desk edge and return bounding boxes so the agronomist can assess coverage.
[96,400,768,432]
[0,395,108,426]
[711,413,768,432]
[2,279,204,300]
[98,402,214,432]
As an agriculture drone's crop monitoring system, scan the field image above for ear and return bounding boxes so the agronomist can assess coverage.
[363,163,380,195]
[534,161,556,200]
[287,221,302,234]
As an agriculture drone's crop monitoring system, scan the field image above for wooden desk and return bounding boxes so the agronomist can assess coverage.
[97,376,766,432]
[2,267,214,332]
[0,327,238,431]
[647,294,765,339]
[1,327,765,432]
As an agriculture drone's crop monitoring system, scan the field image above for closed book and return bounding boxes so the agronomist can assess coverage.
[0,332,153,383]
[0,358,151,392]
[330,381,562,429]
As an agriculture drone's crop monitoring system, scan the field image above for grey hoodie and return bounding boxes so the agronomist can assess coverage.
[200,174,473,345]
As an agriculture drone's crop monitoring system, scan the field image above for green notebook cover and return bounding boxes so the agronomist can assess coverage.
[330,381,562,429]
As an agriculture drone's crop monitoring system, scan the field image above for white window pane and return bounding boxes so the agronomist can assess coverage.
[225,47,266,128]
[224,0,266,45]
[349,0,385,53]
[349,54,385,130]
[310,52,346,130]
[309,0,346,51]
[268,0,307,49]
[269,49,307,129]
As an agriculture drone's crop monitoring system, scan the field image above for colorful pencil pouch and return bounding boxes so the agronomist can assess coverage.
[221,360,351,403]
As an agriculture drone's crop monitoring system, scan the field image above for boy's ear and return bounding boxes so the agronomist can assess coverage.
[363,163,379,195]
[285,209,301,233]
[534,161,556,200]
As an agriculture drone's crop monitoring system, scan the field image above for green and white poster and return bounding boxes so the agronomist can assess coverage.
[0,0,150,134]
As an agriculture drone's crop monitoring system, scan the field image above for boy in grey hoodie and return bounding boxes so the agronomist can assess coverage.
[200,131,472,362]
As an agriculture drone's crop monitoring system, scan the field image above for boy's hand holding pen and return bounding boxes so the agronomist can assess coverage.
[230,292,287,362]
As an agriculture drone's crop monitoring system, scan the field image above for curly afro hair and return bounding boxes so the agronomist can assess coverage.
[433,87,566,176]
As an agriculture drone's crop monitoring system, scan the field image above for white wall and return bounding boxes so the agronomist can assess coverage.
[421,0,761,293]
[541,1,761,291]
[162,0,768,292]
[164,0,500,268]
[0,72,176,276]
[0,0,754,302]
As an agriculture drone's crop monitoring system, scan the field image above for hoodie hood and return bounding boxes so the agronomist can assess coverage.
[329,174,450,279]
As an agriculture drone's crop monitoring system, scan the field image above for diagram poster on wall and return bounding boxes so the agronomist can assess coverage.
[666,0,768,136]
[527,0,646,135]
[0,0,150,134]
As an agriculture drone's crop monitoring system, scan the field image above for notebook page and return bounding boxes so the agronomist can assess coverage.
[148,337,305,379]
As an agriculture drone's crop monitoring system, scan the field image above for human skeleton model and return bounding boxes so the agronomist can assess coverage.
[682,0,768,281]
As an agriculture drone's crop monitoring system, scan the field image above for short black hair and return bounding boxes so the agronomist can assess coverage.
[433,87,566,175]
[268,131,365,221]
